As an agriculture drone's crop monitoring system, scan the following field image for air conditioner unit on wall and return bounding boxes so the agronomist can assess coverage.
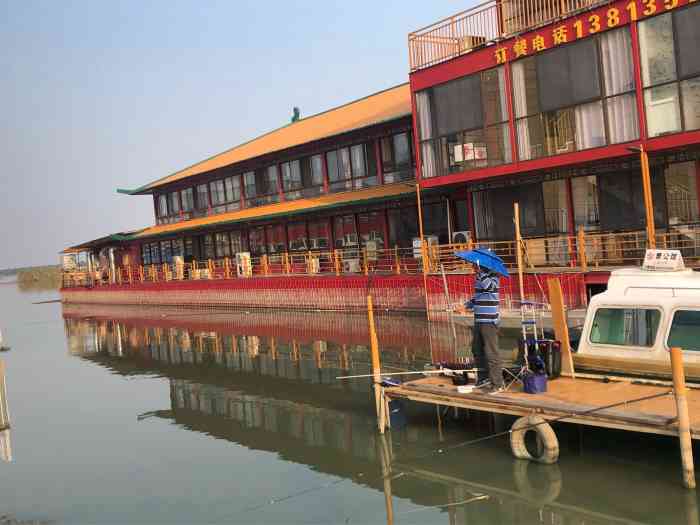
[236,252,252,278]
[412,235,439,259]
[452,231,471,245]
[343,258,362,273]
[308,255,321,274]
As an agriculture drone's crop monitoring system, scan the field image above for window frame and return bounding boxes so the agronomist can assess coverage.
[638,4,700,136]
[513,27,638,161]
[588,306,663,350]
[665,308,700,352]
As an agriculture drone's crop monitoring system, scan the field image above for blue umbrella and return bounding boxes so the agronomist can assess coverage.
[454,248,509,276]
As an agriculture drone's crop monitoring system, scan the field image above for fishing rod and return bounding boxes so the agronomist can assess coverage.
[336,367,482,380]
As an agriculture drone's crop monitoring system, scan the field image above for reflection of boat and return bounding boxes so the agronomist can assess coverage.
[575,250,700,380]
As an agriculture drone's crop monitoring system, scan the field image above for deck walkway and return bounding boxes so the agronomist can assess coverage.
[385,375,700,439]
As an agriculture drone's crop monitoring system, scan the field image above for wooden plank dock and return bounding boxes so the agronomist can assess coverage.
[384,375,697,439]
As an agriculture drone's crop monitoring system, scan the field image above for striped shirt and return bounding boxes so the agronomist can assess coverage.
[466,269,500,325]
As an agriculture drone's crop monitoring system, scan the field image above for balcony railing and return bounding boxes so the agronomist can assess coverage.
[62,225,700,293]
[409,0,609,72]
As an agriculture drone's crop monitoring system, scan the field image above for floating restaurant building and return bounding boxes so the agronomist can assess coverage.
[61,0,700,311]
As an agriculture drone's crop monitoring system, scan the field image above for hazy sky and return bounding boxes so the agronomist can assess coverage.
[1,0,468,268]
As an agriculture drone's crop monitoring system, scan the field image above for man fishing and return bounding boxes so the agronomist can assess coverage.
[455,248,508,394]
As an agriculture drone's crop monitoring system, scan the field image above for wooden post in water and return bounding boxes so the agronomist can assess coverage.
[671,347,696,489]
[367,295,385,433]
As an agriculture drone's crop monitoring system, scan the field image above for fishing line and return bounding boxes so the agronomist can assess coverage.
[240,389,673,515]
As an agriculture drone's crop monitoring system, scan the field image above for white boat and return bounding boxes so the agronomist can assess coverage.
[574,249,700,379]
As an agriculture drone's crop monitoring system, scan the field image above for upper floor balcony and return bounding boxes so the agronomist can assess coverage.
[409,0,608,72]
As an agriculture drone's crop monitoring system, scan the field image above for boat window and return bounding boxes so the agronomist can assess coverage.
[590,308,661,347]
[668,310,700,352]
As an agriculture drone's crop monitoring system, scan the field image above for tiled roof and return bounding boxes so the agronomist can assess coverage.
[128,83,412,194]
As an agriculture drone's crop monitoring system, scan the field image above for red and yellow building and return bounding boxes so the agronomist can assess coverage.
[61,0,700,311]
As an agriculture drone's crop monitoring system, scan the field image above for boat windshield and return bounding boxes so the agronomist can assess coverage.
[590,307,661,347]
[667,310,700,352]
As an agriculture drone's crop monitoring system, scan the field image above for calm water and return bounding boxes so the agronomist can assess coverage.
[0,282,698,524]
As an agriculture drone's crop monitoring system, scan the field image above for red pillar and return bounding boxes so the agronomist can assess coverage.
[321,153,330,194]
[696,161,700,217]
[375,138,384,185]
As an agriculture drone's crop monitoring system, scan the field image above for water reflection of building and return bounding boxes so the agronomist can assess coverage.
[0,360,12,462]
[62,306,695,525]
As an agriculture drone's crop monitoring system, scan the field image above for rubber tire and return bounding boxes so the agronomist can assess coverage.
[512,460,563,505]
[510,415,559,464]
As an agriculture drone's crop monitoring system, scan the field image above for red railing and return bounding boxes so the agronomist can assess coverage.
[408,0,610,72]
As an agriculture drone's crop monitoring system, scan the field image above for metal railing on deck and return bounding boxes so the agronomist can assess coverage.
[61,225,700,289]
[408,0,610,71]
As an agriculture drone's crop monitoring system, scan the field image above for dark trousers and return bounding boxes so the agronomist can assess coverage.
[472,323,503,387]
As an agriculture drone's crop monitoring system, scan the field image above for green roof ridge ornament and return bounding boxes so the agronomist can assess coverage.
[291,107,300,123]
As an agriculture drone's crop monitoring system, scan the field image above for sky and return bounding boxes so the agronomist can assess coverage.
[0,0,470,269]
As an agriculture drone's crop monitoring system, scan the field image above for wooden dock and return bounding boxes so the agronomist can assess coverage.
[384,375,698,439]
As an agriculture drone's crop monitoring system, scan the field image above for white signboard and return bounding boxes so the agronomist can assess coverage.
[643,249,685,271]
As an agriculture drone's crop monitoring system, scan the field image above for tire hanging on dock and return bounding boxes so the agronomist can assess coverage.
[510,415,559,464]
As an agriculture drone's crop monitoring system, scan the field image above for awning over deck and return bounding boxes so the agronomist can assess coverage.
[120,83,412,195]
[130,182,416,241]
[61,232,137,253]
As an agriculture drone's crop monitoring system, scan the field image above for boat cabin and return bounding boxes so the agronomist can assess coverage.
[577,250,700,363]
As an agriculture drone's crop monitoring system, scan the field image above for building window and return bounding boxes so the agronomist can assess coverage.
[326,144,377,193]
[639,4,700,137]
[381,132,414,183]
[172,238,184,258]
[333,215,358,250]
[543,180,569,234]
[160,240,173,264]
[571,175,600,231]
[201,234,215,260]
[229,231,246,254]
[388,207,419,248]
[141,244,152,265]
[224,176,241,211]
[244,168,279,207]
[513,28,637,160]
[196,184,209,212]
[308,219,331,250]
[473,183,545,240]
[358,212,385,250]
[288,221,308,251]
[281,157,324,200]
[665,162,699,225]
[181,188,194,213]
[215,232,231,258]
[169,192,181,215]
[150,242,161,265]
[265,224,286,254]
[416,67,510,177]
[157,194,168,219]
[248,227,266,256]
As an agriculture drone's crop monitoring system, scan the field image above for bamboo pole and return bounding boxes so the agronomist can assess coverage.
[577,226,588,273]
[333,250,340,276]
[394,246,401,275]
[368,295,385,433]
[514,202,525,305]
[640,144,657,249]
[671,347,695,489]
[415,183,431,318]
